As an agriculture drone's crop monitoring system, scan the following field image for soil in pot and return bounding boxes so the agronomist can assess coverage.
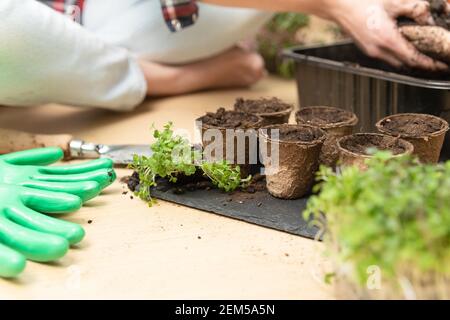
[259,124,326,199]
[376,113,449,163]
[337,133,414,170]
[196,108,262,176]
[234,97,293,126]
[296,106,358,168]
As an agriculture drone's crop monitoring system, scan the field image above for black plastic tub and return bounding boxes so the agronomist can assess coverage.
[284,41,450,160]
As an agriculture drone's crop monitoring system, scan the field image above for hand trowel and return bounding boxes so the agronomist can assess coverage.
[0,128,152,165]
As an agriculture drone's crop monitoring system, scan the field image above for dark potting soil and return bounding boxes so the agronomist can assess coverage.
[429,0,450,29]
[234,97,293,114]
[199,108,260,129]
[379,115,445,138]
[341,135,407,155]
[296,107,355,127]
[126,171,267,197]
[266,126,324,143]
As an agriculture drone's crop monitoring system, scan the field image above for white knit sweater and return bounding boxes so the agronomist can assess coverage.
[0,0,271,111]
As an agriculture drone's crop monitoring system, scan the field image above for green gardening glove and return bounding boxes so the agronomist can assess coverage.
[0,147,116,202]
[0,183,85,278]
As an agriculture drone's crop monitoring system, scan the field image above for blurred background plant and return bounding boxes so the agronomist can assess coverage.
[304,152,450,299]
[257,14,345,78]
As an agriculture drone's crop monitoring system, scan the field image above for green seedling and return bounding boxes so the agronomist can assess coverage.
[129,123,251,204]
[304,152,450,286]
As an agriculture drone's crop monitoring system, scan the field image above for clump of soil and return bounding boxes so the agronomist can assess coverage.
[234,97,293,114]
[429,0,450,29]
[339,134,409,156]
[399,0,450,64]
[264,125,325,143]
[198,108,261,129]
[377,115,445,138]
[296,107,357,128]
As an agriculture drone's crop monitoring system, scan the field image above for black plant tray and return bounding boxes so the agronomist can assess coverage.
[151,180,318,240]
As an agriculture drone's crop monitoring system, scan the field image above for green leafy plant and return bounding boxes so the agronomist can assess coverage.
[304,152,450,296]
[257,13,310,78]
[201,161,251,192]
[129,123,251,204]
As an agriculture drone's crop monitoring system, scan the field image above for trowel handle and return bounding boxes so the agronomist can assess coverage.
[0,128,74,159]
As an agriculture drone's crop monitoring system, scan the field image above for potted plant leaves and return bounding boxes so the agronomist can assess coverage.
[376,113,449,163]
[296,106,358,168]
[234,97,294,126]
[259,124,326,199]
[196,108,263,177]
[304,152,450,299]
[337,133,414,170]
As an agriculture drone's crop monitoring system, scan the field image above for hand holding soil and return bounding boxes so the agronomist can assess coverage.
[399,0,450,64]
[327,0,448,71]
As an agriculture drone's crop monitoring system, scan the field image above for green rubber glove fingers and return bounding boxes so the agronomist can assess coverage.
[0,148,116,202]
[0,244,26,278]
[0,184,84,271]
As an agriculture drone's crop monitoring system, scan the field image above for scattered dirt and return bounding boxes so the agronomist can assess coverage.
[87,220,93,224]
[198,108,261,129]
[378,115,446,138]
[234,97,293,114]
[296,107,356,127]
[340,134,408,155]
[126,170,267,197]
[265,125,325,142]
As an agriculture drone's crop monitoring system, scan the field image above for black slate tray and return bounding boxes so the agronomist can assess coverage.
[152,183,318,240]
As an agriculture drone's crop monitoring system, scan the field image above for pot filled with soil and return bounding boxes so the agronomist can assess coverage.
[259,124,326,199]
[376,113,449,163]
[196,108,263,176]
[234,97,293,126]
[295,106,358,168]
[337,133,414,170]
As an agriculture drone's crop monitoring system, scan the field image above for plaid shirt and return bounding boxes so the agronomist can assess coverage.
[38,0,199,32]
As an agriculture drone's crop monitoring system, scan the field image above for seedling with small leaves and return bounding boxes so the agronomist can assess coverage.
[129,123,251,204]
[304,152,450,295]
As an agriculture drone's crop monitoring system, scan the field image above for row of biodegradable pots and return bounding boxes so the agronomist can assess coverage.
[295,108,449,167]
[196,107,326,199]
[197,105,449,200]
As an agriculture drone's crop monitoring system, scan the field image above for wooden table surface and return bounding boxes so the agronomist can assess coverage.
[0,77,333,300]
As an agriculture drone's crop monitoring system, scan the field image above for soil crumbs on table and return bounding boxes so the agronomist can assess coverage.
[234,97,292,114]
[380,116,445,137]
[341,135,407,155]
[199,108,260,129]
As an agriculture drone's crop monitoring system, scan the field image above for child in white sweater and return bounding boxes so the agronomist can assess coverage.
[0,0,444,111]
